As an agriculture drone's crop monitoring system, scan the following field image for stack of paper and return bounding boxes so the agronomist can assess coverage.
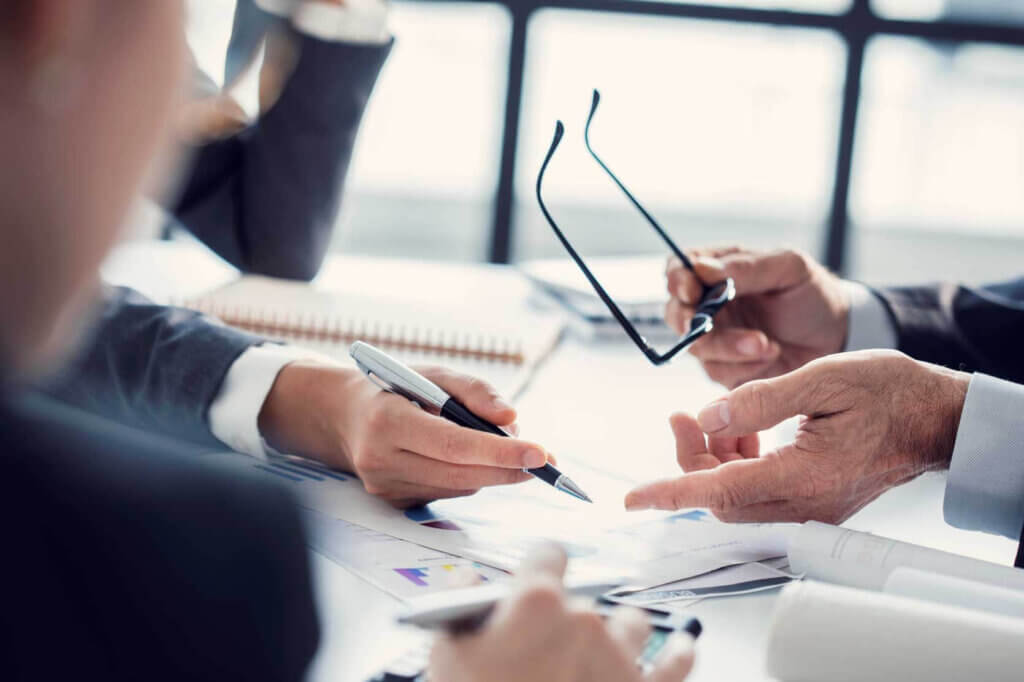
[227,452,793,600]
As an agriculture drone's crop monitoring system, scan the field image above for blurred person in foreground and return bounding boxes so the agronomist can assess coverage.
[625,246,1024,566]
[0,2,695,680]
[41,0,547,509]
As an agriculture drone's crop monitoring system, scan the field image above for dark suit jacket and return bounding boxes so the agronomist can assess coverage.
[874,279,1024,567]
[0,390,319,680]
[43,27,391,446]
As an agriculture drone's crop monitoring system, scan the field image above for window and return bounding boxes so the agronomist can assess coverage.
[513,10,845,263]
[849,38,1024,284]
[335,3,511,262]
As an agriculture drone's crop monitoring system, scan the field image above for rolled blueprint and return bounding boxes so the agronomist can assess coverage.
[885,567,1024,620]
[787,521,1024,591]
[765,580,1024,682]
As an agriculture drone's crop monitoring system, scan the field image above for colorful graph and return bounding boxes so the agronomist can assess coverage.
[393,563,492,587]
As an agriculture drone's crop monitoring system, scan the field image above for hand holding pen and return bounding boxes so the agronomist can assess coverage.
[350,342,591,502]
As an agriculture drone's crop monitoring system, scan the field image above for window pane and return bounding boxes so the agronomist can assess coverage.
[872,0,1024,26]
[642,0,850,11]
[514,10,846,266]
[336,2,510,261]
[849,37,1024,284]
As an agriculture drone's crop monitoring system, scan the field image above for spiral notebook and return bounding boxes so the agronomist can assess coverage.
[184,276,565,401]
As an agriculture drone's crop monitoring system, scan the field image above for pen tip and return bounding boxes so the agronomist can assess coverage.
[560,477,593,504]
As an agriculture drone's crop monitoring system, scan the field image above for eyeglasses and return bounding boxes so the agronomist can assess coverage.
[535,89,736,366]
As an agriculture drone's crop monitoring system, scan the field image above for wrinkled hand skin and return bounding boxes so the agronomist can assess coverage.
[626,351,970,525]
[258,361,550,508]
[664,247,849,389]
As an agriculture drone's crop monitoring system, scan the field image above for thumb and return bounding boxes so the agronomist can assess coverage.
[696,365,820,436]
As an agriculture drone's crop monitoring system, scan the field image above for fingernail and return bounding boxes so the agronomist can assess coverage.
[492,396,513,412]
[698,400,730,433]
[523,448,546,468]
[737,335,764,356]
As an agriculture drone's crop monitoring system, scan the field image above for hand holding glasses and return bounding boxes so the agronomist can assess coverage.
[536,89,735,366]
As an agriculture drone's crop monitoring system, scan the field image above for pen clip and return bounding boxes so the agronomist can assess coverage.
[355,359,426,411]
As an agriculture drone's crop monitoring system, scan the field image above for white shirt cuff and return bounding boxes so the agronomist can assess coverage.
[208,344,333,458]
[842,281,898,352]
[255,0,389,44]
[944,373,1024,539]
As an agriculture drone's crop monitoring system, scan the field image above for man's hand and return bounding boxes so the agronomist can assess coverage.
[625,351,969,524]
[430,545,695,682]
[665,247,850,388]
[258,361,548,507]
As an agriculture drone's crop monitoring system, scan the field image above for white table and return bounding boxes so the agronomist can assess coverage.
[104,239,1019,682]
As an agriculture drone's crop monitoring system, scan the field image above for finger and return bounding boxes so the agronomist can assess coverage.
[516,543,568,582]
[418,366,517,426]
[688,328,780,363]
[707,432,760,460]
[393,450,534,491]
[666,261,704,305]
[715,249,811,297]
[392,404,547,469]
[705,434,747,464]
[664,298,694,335]
[668,413,721,473]
[606,607,651,660]
[624,456,795,512]
[696,365,821,436]
[648,633,696,682]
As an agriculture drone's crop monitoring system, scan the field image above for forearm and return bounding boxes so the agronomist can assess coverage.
[172,18,391,280]
[40,286,260,448]
[876,279,1024,383]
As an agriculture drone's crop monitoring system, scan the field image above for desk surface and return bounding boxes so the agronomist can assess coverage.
[105,239,1019,682]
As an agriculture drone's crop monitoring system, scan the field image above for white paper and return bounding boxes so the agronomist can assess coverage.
[766,580,1024,682]
[232,453,790,589]
[884,567,1024,620]
[610,558,794,605]
[305,509,508,601]
[788,521,1024,592]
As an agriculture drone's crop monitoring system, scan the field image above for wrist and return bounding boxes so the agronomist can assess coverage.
[920,363,970,472]
[258,360,363,470]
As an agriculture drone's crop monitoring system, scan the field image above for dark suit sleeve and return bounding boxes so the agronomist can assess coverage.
[171,34,392,281]
[2,393,319,681]
[875,278,1024,384]
[40,286,263,448]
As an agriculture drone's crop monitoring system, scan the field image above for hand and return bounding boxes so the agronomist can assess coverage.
[625,351,969,524]
[429,546,695,682]
[175,94,249,144]
[258,361,550,507]
[665,247,850,388]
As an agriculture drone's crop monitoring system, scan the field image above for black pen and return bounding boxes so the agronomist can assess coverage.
[350,341,592,503]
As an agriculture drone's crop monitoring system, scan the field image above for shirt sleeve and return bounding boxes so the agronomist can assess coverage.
[207,344,334,458]
[842,281,899,352]
[255,0,389,44]
[944,373,1024,539]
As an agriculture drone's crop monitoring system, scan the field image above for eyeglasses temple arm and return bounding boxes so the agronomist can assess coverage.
[536,122,665,364]
[584,89,696,274]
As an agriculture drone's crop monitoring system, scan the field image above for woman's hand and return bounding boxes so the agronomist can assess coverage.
[258,361,549,507]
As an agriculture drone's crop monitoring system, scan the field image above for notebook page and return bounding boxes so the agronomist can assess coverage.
[186,276,565,401]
